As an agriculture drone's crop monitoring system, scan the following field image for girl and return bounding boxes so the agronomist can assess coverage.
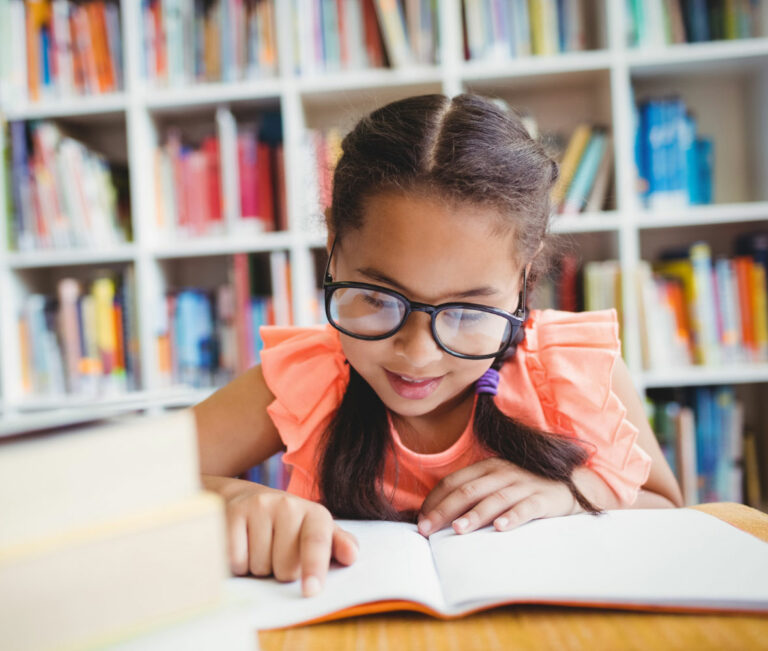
[194,94,683,599]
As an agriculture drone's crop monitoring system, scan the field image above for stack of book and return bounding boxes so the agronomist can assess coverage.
[634,95,714,210]
[627,0,763,48]
[648,385,746,506]
[637,236,768,371]
[154,110,287,240]
[292,0,438,75]
[463,0,591,61]
[156,250,293,388]
[1,0,124,106]
[0,410,238,650]
[550,124,614,215]
[18,269,140,399]
[142,0,278,86]
[8,120,130,252]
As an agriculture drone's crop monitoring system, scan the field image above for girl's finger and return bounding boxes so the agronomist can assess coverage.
[297,508,335,597]
[450,483,532,534]
[226,510,250,576]
[271,499,305,583]
[493,493,549,531]
[419,471,516,535]
[420,459,499,519]
[246,510,274,577]
[331,525,359,567]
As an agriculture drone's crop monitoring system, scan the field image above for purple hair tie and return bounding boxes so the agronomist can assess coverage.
[476,368,500,396]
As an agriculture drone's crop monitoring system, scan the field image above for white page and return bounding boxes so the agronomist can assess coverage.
[429,509,768,613]
[229,520,445,629]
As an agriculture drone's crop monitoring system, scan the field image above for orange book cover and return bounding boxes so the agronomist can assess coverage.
[734,256,755,357]
[86,2,115,92]
[72,5,99,93]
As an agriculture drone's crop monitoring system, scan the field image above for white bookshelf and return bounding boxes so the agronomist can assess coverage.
[1,0,767,432]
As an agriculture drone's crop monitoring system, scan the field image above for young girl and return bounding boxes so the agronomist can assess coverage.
[194,93,683,599]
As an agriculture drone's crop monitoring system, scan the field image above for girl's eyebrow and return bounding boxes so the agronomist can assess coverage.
[356,267,501,301]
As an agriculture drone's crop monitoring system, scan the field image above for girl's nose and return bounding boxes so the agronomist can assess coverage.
[393,312,443,367]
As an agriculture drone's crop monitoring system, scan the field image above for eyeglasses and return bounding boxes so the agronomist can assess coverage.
[322,237,527,360]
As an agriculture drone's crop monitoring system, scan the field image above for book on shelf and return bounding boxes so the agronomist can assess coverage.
[142,0,277,86]
[635,96,714,210]
[1,0,124,106]
[230,508,768,630]
[292,0,437,75]
[18,267,140,399]
[7,119,130,252]
[154,110,285,241]
[156,250,293,388]
[549,124,614,214]
[638,236,768,371]
[649,386,744,505]
[242,450,290,490]
[463,0,591,62]
[0,410,232,651]
[627,0,763,47]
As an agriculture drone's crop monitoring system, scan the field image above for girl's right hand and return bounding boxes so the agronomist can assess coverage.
[223,480,359,597]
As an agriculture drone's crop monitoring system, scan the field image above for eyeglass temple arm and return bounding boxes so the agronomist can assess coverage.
[324,235,339,284]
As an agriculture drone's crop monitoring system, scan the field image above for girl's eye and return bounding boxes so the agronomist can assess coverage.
[362,293,398,310]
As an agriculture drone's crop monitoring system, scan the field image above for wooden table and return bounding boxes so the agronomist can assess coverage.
[259,503,768,651]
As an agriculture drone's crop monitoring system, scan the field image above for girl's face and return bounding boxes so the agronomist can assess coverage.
[329,192,526,422]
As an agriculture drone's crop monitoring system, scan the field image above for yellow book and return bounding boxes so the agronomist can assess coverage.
[551,124,591,208]
[654,259,701,362]
[750,261,768,361]
[92,276,118,375]
[528,0,545,55]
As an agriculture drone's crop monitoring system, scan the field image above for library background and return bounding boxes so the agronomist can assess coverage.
[0,0,766,511]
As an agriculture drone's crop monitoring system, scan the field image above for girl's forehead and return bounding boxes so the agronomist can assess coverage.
[339,193,523,299]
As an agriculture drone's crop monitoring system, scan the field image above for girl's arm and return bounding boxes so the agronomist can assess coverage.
[572,356,685,510]
[193,365,358,596]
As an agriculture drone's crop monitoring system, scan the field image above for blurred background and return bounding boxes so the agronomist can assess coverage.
[0,0,767,511]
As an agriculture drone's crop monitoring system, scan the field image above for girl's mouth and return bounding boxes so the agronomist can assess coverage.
[385,370,443,400]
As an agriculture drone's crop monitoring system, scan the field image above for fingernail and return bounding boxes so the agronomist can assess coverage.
[303,576,321,597]
[454,517,469,532]
[495,517,508,530]
[419,518,432,534]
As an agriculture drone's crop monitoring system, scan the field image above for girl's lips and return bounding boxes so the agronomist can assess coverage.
[385,370,443,400]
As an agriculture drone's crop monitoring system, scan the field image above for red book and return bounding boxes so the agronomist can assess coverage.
[257,142,274,231]
[69,13,86,93]
[237,131,259,224]
[362,0,385,67]
[202,136,223,224]
[557,255,579,312]
[337,0,348,66]
[274,144,288,231]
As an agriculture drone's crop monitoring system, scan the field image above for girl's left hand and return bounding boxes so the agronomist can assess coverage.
[417,457,579,536]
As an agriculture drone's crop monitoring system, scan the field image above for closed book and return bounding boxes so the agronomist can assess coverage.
[0,410,200,548]
[550,123,591,208]
[561,129,608,215]
[0,491,227,651]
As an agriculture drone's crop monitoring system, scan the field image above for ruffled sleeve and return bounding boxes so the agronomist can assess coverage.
[260,325,349,461]
[496,309,652,506]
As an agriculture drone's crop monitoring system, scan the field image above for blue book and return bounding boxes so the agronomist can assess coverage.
[682,112,700,204]
[694,387,718,503]
[40,28,52,90]
[713,386,736,501]
[694,137,713,204]
[321,0,340,69]
[556,0,567,52]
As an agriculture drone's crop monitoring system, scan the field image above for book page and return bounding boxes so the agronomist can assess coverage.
[229,520,445,629]
[429,509,768,613]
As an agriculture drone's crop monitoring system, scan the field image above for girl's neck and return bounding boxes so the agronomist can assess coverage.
[389,385,476,454]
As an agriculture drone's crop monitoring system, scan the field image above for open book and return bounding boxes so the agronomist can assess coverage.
[228,508,768,630]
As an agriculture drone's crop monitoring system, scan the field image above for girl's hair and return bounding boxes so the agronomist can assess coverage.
[320,93,600,520]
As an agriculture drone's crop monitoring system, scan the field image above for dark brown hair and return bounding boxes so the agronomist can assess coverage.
[320,94,600,520]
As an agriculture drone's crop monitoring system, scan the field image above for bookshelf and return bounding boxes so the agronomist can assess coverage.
[1,0,767,503]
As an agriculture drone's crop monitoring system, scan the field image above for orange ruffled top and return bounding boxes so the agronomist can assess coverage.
[260,309,652,513]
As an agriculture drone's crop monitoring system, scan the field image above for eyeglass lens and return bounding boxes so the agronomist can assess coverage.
[328,287,512,356]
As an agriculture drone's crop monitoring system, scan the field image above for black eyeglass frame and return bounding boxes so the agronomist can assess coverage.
[322,236,527,360]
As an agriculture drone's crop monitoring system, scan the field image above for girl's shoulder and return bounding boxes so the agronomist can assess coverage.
[500,307,621,411]
[260,324,350,425]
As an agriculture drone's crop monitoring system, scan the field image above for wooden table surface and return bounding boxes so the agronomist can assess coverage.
[259,504,768,651]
